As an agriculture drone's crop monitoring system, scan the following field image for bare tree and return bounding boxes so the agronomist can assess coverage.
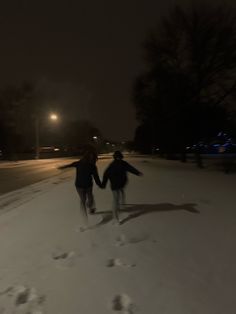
[0,83,35,158]
[133,3,236,155]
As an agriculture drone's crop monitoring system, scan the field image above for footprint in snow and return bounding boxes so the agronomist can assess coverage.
[115,234,149,246]
[115,235,127,247]
[111,294,134,314]
[75,216,106,232]
[52,250,78,268]
[106,258,136,268]
[0,285,45,314]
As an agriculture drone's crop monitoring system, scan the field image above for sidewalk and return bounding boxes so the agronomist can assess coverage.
[0,158,235,314]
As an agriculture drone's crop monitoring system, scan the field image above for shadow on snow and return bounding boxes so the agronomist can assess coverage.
[94,202,199,226]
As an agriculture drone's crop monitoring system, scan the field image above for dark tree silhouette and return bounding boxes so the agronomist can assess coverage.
[133,4,236,155]
[0,83,35,158]
[62,120,102,153]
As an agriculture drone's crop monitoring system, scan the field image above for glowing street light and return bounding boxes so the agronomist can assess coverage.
[50,113,58,121]
[35,113,59,159]
[93,136,98,140]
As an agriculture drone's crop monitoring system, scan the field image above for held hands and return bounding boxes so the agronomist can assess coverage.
[99,182,106,189]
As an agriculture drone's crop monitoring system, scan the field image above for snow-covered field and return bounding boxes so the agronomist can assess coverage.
[0,157,235,314]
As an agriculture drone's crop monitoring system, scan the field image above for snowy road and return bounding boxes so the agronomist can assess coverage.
[0,158,77,195]
[0,157,235,314]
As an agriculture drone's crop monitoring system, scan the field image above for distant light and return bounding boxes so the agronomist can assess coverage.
[93,136,98,140]
[54,148,60,151]
[186,146,190,150]
[106,142,110,145]
[50,114,58,121]
[156,148,160,151]
[219,146,226,153]
[112,144,115,147]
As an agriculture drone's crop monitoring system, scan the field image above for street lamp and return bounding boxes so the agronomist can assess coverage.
[50,113,58,121]
[35,113,59,159]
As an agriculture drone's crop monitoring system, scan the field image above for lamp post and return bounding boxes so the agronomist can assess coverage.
[35,113,58,159]
[35,116,40,159]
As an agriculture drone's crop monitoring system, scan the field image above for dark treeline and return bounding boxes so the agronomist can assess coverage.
[133,3,236,156]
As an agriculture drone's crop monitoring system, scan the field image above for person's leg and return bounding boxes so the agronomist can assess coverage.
[112,189,120,223]
[86,186,96,214]
[120,188,126,209]
[76,188,88,228]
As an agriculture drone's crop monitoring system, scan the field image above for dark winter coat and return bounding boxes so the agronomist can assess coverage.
[64,160,102,188]
[102,159,141,190]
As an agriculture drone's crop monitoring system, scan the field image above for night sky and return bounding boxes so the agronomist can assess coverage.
[0,0,232,140]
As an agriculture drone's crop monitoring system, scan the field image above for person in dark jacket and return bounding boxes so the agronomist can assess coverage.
[102,151,142,224]
[58,151,102,230]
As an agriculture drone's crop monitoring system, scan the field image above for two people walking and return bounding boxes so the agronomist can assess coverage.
[59,150,142,229]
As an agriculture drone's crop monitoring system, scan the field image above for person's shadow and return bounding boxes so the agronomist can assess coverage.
[94,203,199,226]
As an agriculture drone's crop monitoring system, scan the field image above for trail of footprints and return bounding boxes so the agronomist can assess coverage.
[108,233,148,313]
[49,233,140,312]
[109,232,157,312]
[0,232,150,313]
[49,233,149,312]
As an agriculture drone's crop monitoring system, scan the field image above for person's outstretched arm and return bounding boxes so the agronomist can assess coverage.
[125,161,143,176]
[93,166,102,188]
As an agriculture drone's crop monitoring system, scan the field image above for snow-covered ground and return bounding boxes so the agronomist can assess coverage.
[0,157,235,314]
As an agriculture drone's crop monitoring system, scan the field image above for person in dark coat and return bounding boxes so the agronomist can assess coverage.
[102,151,142,224]
[58,151,102,230]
